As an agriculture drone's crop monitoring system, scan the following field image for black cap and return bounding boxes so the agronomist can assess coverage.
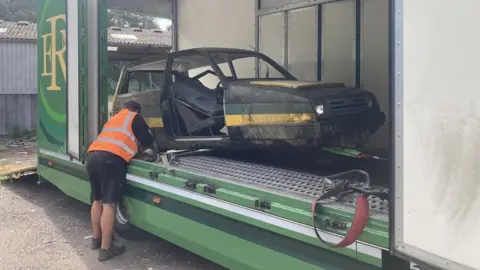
[122,100,141,112]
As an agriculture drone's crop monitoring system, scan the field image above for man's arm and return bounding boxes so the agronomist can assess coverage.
[131,114,155,149]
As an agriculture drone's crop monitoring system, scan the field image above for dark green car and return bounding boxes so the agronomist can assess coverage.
[112,47,385,152]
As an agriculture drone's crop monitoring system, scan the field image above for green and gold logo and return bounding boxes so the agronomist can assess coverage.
[41,14,66,91]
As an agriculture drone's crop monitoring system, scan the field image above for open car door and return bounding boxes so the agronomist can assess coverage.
[111,60,167,148]
[391,1,480,270]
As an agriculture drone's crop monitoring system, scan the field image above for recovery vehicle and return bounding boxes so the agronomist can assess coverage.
[6,0,475,270]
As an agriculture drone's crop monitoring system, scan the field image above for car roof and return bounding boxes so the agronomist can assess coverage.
[173,47,258,55]
[126,57,191,72]
[126,47,262,72]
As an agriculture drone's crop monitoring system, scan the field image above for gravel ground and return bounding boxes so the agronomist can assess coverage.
[0,176,225,270]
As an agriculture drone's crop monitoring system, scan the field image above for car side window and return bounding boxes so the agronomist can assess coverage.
[187,67,223,89]
[126,71,165,93]
[170,52,230,90]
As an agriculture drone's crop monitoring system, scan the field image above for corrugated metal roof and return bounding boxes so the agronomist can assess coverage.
[108,26,171,47]
[0,21,172,47]
[0,21,37,41]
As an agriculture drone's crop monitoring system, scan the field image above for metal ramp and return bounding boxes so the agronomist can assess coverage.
[0,138,37,180]
[167,153,389,218]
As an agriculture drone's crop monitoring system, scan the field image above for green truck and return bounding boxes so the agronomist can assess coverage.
[5,0,476,269]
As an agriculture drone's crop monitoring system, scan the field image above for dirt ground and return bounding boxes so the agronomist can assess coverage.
[0,176,225,270]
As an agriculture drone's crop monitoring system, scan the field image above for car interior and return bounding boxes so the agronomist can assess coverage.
[166,53,288,139]
[170,69,227,137]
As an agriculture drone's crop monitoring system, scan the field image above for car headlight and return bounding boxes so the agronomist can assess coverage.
[366,97,373,108]
[315,104,324,115]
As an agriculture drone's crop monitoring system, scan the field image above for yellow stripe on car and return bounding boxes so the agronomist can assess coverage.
[144,117,164,128]
[225,114,316,126]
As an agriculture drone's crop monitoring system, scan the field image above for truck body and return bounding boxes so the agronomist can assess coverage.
[31,0,480,270]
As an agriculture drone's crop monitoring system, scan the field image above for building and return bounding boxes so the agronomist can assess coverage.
[0,20,171,135]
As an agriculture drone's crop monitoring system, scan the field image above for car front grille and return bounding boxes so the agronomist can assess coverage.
[325,95,370,116]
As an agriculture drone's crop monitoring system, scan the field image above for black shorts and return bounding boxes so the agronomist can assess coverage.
[86,150,127,204]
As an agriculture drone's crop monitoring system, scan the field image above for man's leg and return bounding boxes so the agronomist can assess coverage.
[86,153,104,250]
[91,200,103,239]
[100,202,116,249]
[98,161,125,261]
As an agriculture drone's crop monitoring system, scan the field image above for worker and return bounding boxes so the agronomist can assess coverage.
[86,100,156,261]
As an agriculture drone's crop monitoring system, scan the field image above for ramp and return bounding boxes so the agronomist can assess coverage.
[0,137,37,180]
[171,153,389,219]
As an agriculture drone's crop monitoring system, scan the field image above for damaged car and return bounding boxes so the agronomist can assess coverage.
[111,47,385,152]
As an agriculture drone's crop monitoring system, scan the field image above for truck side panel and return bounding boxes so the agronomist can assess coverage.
[37,0,67,153]
[38,0,90,200]
[38,150,381,270]
[393,0,480,269]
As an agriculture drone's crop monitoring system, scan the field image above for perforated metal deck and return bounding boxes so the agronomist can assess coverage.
[171,155,389,218]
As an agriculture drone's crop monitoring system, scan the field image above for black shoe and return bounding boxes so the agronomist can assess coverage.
[98,243,126,262]
[91,237,102,250]
[91,235,116,250]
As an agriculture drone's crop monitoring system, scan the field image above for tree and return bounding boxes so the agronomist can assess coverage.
[0,0,36,22]
[107,9,159,30]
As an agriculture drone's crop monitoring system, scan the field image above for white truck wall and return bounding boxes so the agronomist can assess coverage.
[258,6,318,81]
[287,6,318,81]
[258,12,285,71]
[360,0,389,149]
[177,0,256,83]
[177,0,256,51]
[321,0,389,149]
[321,0,355,87]
[394,0,480,269]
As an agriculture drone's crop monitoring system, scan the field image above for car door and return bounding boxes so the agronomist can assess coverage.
[111,68,168,149]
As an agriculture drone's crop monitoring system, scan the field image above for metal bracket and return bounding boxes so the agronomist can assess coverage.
[324,169,371,187]
[185,180,199,190]
[255,200,272,210]
[160,149,201,166]
[149,171,159,180]
[321,169,372,200]
[326,218,347,231]
[203,185,217,194]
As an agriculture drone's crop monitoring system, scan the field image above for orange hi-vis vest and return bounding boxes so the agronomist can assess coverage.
[88,109,138,162]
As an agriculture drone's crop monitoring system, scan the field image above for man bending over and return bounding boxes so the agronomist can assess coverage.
[86,100,156,261]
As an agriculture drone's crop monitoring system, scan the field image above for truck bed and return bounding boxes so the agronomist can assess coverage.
[0,137,37,180]
[166,151,389,220]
